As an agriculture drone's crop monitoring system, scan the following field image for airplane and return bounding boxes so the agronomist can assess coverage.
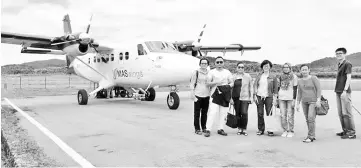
[1,14,261,110]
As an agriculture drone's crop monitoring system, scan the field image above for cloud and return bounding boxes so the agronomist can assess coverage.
[1,0,361,66]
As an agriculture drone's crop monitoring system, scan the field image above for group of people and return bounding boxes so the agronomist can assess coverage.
[189,47,356,143]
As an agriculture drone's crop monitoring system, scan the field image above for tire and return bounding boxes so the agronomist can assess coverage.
[167,92,179,110]
[78,89,88,105]
[145,88,156,101]
[102,89,108,98]
[120,90,126,98]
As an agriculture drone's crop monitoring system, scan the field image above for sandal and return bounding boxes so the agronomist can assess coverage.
[242,132,248,136]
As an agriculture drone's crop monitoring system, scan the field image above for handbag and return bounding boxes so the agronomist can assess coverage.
[316,95,330,116]
[226,105,239,129]
[310,76,329,115]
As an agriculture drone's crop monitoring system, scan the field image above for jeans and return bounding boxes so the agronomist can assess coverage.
[336,93,356,135]
[194,96,210,131]
[279,100,295,132]
[301,101,317,139]
[206,98,228,131]
[256,96,273,132]
[232,98,250,130]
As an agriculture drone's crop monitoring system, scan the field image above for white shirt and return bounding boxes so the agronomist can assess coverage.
[257,73,269,97]
[208,68,233,95]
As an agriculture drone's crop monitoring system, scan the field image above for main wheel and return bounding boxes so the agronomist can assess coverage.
[120,90,127,98]
[167,92,179,110]
[78,89,88,105]
[145,88,156,101]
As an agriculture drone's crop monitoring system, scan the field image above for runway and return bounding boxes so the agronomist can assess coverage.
[2,90,361,167]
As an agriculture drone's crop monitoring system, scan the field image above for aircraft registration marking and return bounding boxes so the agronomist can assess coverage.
[113,68,144,79]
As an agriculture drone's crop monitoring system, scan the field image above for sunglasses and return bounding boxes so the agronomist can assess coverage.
[237,66,244,69]
[216,61,223,64]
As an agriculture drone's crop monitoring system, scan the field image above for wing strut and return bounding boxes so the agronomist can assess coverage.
[69,55,108,80]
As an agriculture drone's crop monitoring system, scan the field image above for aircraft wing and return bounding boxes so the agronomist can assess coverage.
[1,31,61,50]
[198,44,261,52]
[1,31,114,54]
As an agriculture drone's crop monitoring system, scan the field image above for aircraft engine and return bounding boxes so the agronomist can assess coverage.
[63,43,89,57]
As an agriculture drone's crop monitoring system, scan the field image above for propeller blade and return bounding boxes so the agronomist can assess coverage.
[86,14,93,34]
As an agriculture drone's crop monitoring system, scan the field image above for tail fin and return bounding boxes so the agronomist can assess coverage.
[63,14,72,35]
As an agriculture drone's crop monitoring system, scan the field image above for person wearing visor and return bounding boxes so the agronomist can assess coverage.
[204,56,233,137]
[230,62,253,136]
[189,58,211,135]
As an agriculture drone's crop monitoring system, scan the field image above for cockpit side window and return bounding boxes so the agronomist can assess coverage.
[137,44,145,55]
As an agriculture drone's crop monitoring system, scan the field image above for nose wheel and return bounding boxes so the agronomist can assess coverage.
[167,86,179,110]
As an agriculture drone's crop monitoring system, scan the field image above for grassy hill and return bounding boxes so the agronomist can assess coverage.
[2,53,361,78]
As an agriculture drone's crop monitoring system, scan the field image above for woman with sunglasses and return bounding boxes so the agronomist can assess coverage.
[253,60,279,136]
[231,62,253,136]
[277,63,298,138]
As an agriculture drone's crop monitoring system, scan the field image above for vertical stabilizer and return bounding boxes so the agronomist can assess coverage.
[63,14,72,35]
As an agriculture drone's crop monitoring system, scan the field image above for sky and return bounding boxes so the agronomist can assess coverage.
[1,0,361,66]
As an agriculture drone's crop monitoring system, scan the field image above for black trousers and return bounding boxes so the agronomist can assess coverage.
[232,97,250,130]
[194,96,210,131]
[256,96,273,132]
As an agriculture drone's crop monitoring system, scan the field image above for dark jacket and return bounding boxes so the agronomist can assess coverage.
[212,85,232,107]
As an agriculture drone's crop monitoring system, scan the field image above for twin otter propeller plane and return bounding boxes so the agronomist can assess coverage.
[1,14,261,110]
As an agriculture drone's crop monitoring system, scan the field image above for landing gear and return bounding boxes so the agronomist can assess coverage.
[78,89,88,105]
[145,87,156,101]
[167,86,179,110]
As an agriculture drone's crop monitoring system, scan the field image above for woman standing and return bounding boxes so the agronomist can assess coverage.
[253,60,278,136]
[190,58,211,135]
[296,64,321,143]
[231,63,253,136]
[278,63,298,138]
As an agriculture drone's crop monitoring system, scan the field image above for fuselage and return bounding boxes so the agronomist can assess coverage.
[71,49,200,89]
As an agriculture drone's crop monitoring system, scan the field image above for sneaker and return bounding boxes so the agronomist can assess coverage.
[217,129,227,136]
[286,132,294,138]
[195,130,202,135]
[348,134,356,139]
[204,130,210,137]
[336,131,345,136]
[341,134,349,139]
[281,131,288,137]
[256,131,264,135]
[267,131,274,136]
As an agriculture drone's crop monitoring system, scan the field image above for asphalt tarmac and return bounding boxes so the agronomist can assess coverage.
[2,90,361,167]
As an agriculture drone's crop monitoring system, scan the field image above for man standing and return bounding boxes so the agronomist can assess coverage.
[203,56,233,137]
[335,47,356,139]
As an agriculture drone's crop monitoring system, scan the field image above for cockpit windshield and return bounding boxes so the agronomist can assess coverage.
[144,41,179,53]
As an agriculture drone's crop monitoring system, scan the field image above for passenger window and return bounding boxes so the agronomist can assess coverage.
[106,54,109,62]
[125,52,129,60]
[88,58,90,64]
[93,56,96,63]
[119,52,123,60]
[97,57,100,62]
[111,54,114,61]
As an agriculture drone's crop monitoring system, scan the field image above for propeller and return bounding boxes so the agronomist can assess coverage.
[51,14,99,53]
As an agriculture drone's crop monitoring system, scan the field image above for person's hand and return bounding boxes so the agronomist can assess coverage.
[341,91,346,98]
[291,100,295,108]
[230,99,234,105]
[273,97,278,107]
[250,98,254,104]
[316,100,321,108]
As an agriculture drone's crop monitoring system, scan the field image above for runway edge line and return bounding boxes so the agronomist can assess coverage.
[3,98,95,168]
